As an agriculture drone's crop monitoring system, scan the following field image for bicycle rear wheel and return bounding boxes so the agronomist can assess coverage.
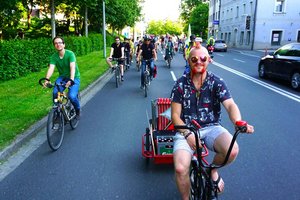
[47,109,64,151]
[189,167,206,200]
[144,73,149,97]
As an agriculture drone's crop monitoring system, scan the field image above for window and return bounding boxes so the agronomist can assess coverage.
[275,0,285,13]
[271,31,282,46]
[297,30,300,42]
[240,31,244,45]
[236,6,239,18]
[246,31,251,45]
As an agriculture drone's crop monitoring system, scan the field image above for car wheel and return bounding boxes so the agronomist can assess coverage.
[291,72,300,90]
[258,64,266,78]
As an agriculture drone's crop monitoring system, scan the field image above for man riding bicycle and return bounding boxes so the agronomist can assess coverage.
[165,36,174,61]
[43,36,81,119]
[170,46,254,200]
[123,37,131,69]
[137,35,157,89]
[106,36,125,81]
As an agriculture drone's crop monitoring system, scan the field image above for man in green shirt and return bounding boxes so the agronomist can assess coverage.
[43,36,81,118]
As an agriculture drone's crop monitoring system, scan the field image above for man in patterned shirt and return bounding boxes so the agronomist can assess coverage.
[171,47,254,200]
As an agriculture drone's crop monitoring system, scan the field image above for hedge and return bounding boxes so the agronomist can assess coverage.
[0,33,114,81]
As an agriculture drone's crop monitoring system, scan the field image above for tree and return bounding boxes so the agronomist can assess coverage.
[189,3,208,39]
[180,0,202,24]
[146,20,183,36]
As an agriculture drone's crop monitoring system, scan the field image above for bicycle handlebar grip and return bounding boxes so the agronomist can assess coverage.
[38,78,53,88]
[235,120,247,132]
[191,119,201,129]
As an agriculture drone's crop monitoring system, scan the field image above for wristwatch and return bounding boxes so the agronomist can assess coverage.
[181,130,192,139]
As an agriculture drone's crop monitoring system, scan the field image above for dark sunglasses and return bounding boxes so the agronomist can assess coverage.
[190,55,208,63]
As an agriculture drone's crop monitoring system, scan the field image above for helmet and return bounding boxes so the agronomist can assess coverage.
[190,34,196,41]
[195,37,202,42]
[143,35,151,41]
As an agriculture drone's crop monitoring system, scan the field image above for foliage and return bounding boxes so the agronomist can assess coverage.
[0,0,141,40]
[0,33,113,81]
[147,20,183,36]
[180,0,203,23]
[189,3,208,39]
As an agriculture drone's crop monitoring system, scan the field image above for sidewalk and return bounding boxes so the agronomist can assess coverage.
[0,70,113,162]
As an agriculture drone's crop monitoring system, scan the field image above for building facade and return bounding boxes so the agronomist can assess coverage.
[208,0,300,50]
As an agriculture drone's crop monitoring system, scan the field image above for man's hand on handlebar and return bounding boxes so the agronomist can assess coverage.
[235,120,254,134]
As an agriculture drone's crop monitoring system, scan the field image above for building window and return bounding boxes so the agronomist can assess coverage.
[275,0,285,13]
[297,31,300,42]
[240,31,244,45]
[271,31,282,45]
[228,32,231,43]
[246,31,251,45]
[250,1,253,15]
[236,6,239,18]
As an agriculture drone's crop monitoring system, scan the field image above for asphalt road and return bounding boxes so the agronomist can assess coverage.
[0,47,300,200]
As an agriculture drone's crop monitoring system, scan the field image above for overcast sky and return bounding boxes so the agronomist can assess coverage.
[142,0,181,21]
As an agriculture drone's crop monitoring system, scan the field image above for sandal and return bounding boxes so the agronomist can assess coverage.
[213,175,224,194]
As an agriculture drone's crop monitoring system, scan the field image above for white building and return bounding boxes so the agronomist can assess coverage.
[208,0,300,50]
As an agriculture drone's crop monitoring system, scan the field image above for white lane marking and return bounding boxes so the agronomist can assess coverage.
[170,71,177,81]
[233,59,245,63]
[213,61,300,103]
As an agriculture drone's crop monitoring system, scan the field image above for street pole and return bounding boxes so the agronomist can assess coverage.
[102,0,106,58]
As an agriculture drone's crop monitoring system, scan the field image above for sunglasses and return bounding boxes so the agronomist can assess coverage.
[190,55,208,63]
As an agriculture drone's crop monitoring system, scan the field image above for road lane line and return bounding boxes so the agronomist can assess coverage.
[213,61,300,103]
[170,71,177,81]
[233,59,245,63]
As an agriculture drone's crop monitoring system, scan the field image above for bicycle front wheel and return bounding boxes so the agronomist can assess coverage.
[47,109,65,151]
[190,167,206,200]
[69,107,79,129]
[115,67,120,88]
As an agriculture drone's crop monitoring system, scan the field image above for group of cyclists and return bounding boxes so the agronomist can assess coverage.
[42,34,254,200]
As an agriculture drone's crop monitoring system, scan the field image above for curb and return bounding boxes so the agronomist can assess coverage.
[0,70,112,162]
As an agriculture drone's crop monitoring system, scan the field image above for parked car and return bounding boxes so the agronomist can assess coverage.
[258,43,300,90]
[214,40,227,52]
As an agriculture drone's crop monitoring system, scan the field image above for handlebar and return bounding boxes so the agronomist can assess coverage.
[174,120,248,169]
[38,77,74,89]
[109,57,124,61]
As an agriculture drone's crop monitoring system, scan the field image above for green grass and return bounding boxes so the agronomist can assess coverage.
[0,50,109,150]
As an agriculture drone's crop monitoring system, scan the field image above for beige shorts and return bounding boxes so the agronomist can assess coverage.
[173,125,229,155]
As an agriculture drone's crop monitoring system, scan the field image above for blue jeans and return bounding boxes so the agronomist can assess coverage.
[141,59,154,86]
[53,76,80,111]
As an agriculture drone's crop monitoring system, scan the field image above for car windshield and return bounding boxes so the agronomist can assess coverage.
[215,40,225,43]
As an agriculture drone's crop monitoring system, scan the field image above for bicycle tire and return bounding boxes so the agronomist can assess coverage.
[168,58,171,68]
[144,73,148,97]
[115,67,120,88]
[47,109,64,151]
[69,106,79,129]
[189,167,206,200]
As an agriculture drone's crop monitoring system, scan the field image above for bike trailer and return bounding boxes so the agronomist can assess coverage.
[142,98,176,164]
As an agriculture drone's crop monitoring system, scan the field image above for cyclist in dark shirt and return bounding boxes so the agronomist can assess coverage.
[123,38,131,69]
[106,36,125,81]
[137,35,157,89]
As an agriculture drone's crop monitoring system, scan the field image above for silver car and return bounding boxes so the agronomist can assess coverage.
[214,40,227,52]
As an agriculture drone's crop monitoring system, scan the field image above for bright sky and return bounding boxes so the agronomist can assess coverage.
[142,0,181,21]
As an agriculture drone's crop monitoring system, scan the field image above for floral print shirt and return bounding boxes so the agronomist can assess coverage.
[170,71,232,127]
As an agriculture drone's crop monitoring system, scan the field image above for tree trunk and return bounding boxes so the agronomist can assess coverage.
[84,5,88,37]
[51,0,56,39]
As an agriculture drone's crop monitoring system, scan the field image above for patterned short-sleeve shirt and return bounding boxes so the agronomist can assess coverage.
[170,71,232,127]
